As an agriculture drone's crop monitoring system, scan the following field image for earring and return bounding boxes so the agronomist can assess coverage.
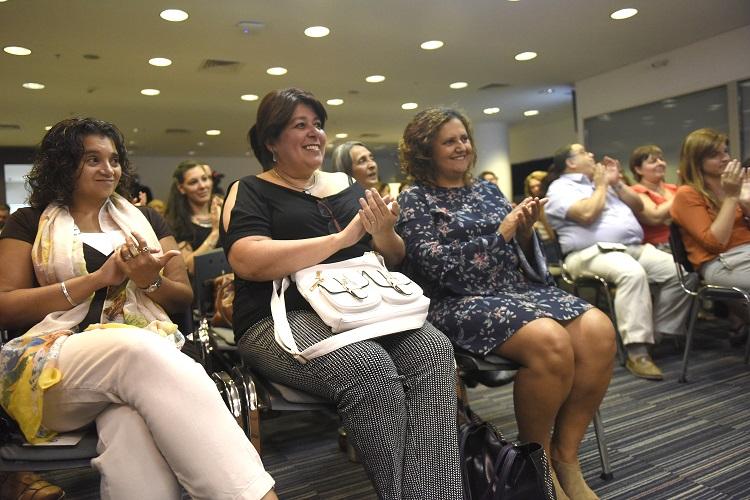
[272,150,278,163]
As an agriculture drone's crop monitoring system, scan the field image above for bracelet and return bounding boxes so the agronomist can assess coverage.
[138,275,162,293]
[743,215,750,227]
[60,281,77,306]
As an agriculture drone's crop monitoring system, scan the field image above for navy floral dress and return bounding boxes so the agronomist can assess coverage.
[396,180,591,355]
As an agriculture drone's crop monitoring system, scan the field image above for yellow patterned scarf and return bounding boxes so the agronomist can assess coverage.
[0,194,183,443]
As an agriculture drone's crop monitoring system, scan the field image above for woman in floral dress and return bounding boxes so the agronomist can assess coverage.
[396,108,616,500]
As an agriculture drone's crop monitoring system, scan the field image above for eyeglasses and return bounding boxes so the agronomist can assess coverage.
[316,199,343,233]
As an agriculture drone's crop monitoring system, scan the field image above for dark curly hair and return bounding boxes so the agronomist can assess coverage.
[26,117,133,209]
[248,88,327,171]
[165,160,210,243]
[398,107,476,185]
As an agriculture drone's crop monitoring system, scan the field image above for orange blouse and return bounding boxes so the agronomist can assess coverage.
[670,185,750,269]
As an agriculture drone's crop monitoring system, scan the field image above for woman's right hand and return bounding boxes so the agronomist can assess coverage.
[739,167,750,213]
[498,197,542,242]
[721,159,743,198]
[210,195,223,231]
[337,213,367,249]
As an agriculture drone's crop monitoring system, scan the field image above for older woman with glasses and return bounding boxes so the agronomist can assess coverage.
[220,88,462,499]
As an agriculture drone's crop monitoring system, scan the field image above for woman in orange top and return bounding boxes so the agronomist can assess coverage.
[670,128,750,333]
[630,145,677,251]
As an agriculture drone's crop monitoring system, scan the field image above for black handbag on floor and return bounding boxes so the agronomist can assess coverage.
[458,403,555,500]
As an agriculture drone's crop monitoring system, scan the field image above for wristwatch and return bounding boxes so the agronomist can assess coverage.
[138,275,162,293]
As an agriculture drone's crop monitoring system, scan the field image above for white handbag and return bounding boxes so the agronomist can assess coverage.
[271,252,430,363]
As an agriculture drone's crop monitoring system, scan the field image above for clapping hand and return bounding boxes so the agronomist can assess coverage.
[601,156,622,186]
[721,159,744,198]
[98,231,179,289]
[737,164,750,212]
[358,188,399,237]
[498,197,548,242]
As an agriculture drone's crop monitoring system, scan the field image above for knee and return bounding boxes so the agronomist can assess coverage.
[520,320,574,377]
[614,265,647,286]
[416,323,455,375]
[581,309,617,360]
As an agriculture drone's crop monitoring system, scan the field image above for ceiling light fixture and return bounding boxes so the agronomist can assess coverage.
[610,8,638,20]
[160,9,189,22]
[483,107,500,115]
[366,75,386,83]
[514,51,537,61]
[44,126,52,131]
[140,88,160,96]
[449,82,468,89]
[327,98,344,106]
[22,82,45,90]
[304,26,330,38]
[523,109,539,117]
[539,88,554,94]
[266,66,287,76]
[420,40,444,50]
[187,151,196,156]
[401,102,418,110]
[148,57,172,67]
[197,141,205,146]
[241,94,259,101]
[335,133,348,139]
[4,46,31,56]
[206,129,221,136]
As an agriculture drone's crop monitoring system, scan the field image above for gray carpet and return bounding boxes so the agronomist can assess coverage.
[37,325,750,499]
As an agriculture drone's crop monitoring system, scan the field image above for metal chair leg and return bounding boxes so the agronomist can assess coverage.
[592,409,613,480]
[679,297,701,383]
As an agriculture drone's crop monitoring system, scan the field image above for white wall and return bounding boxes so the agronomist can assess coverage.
[132,155,260,200]
[474,121,512,196]
[508,108,577,164]
[575,25,750,135]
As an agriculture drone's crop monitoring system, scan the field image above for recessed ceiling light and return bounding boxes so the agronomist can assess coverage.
[241,94,259,101]
[206,129,221,136]
[610,8,638,20]
[523,109,539,117]
[140,88,160,96]
[4,46,31,56]
[401,102,418,110]
[449,82,468,89]
[514,51,537,61]
[420,40,444,50]
[483,107,500,115]
[539,88,554,94]
[335,133,348,139]
[366,75,386,83]
[132,128,139,133]
[197,141,205,146]
[148,57,172,67]
[22,82,44,90]
[327,98,344,106]
[44,125,52,131]
[266,66,287,76]
[304,26,330,38]
[187,150,196,156]
[160,9,189,22]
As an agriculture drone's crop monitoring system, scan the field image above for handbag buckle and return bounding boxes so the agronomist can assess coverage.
[335,275,369,300]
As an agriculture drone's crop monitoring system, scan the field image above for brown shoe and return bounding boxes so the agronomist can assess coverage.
[626,355,663,380]
[0,471,65,500]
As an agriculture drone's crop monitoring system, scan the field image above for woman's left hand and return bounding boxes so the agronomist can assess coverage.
[359,188,399,237]
[513,197,548,240]
[116,231,180,288]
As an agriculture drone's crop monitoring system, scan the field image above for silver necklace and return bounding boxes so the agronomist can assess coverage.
[272,168,318,194]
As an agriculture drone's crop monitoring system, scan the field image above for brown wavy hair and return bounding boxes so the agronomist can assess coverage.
[629,145,664,182]
[399,107,476,185]
[678,128,728,210]
[27,117,133,209]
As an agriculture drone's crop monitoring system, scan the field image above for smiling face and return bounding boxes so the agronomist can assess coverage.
[178,164,213,207]
[72,135,122,205]
[431,118,474,187]
[350,145,379,188]
[270,103,326,173]
[635,154,667,184]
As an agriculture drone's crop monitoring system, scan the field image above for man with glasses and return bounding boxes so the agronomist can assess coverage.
[544,144,691,381]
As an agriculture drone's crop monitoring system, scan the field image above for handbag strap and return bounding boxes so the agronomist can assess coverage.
[270,277,426,364]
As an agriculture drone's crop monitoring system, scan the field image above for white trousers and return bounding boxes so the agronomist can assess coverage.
[564,243,692,345]
[41,328,274,500]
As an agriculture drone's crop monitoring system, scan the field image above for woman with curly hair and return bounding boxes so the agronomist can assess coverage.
[0,118,275,499]
[396,107,615,500]
[165,160,223,274]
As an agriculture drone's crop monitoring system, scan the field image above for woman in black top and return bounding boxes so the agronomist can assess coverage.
[222,88,462,500]
[165,160,224,274]
[0,118,276,500]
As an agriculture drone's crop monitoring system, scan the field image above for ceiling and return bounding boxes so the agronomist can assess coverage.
[1,0,749,157]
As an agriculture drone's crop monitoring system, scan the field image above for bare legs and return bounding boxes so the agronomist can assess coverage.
[494,309,615,462]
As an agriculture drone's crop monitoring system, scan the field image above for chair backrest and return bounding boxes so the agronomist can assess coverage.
[193,249,232,316]
[668,223,695,273]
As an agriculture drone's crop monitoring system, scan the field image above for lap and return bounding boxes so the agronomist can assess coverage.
[701,243,750,290]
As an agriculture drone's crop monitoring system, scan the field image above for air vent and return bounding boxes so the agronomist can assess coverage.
[165,128,190,134]
[199,59,243,73]
[0,124,21,130]
[359,132,380,138]
[478,83,510,91]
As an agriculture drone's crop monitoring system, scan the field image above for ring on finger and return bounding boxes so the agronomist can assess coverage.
[139,245,150,254]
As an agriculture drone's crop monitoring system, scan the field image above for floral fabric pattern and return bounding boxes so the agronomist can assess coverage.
[396,180,591,355]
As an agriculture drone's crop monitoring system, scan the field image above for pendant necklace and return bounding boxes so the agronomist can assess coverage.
[272,168,318,194]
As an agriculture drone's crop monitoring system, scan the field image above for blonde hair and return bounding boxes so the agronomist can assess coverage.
[678,128,728,210]
[524,171,548,197]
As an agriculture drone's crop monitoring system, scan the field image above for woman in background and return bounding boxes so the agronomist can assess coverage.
[165,160,223,274]
[630,145,677,250]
